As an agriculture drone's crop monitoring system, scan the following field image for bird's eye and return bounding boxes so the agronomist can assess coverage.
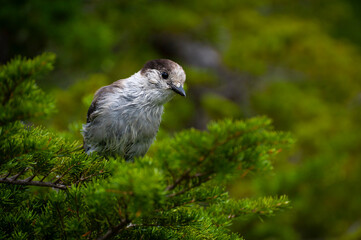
[161,72,169,79]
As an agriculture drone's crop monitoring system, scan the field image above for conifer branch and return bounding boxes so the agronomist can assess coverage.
[25,175,36,182]
[0,167,107,190]
[1,79,16,106]
[10,168,29,181]
[165,168,191,191]
[0,177,68,190]
[53,163,76,184]
[55,204,67,239]
[75,171,104,185]
[167,175,213,198]
[1,171,12,180]
[39,171,51,182]
[166,130,245,192]
[169,192,223,210]
[97,219,130,240]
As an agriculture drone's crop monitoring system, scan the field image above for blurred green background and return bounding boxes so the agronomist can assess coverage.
[2,0,361,239]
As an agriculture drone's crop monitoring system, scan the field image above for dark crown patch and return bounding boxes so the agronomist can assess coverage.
[141,59,177,75]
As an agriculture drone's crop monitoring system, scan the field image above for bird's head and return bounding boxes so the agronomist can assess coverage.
[141,59,186,97]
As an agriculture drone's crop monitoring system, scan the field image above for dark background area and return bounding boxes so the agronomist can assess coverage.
[2,0,361,239]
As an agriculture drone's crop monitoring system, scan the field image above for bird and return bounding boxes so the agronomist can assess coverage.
[82,59,186,161]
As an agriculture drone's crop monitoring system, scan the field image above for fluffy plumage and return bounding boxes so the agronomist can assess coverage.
[82,59,186,161]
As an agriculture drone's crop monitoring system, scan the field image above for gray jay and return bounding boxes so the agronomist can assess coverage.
[82,59,186,161]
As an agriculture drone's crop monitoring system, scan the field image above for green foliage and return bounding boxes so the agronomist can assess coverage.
[0,53,56,125]
[0,54,292,239]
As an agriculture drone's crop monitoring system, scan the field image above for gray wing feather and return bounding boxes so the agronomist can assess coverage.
[86,85,116,123]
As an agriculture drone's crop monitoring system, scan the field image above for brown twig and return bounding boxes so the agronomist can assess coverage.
[169,192,223,210]
[165,130,244,193]
[1,171,12,180]
[165,168,191,191]
[0,178,68,190]
[9,168,29,181]
[39,171,52,182]
[55,204,67,239]
[96,219,130,240]
[53,163,77,184]
[25,175,36,182]
[166,175,213,198]
[75,171,104,185]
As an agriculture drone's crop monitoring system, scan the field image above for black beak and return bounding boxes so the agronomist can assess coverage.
[169,84,186,97]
